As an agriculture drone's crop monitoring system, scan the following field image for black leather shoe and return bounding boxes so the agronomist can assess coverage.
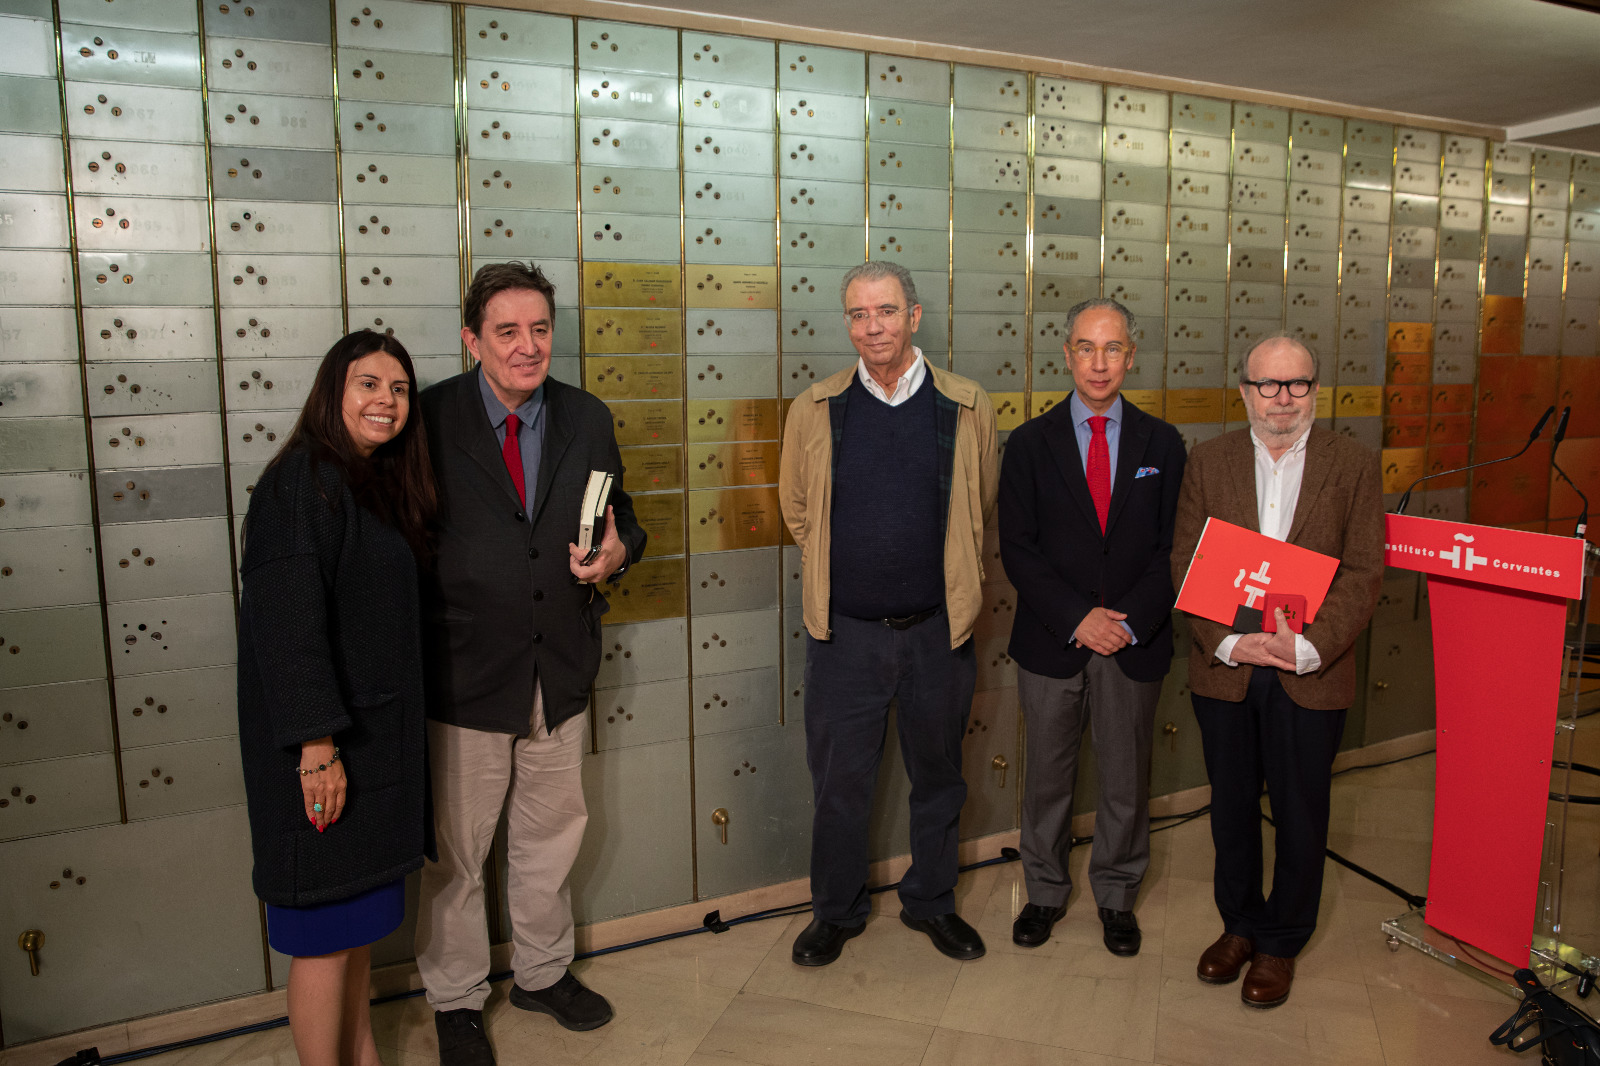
[509,970,613,1031]
[899,910,986,960]
[791,917,864,966]
[1099,907,1141,956]
[434,1008,495,1066]
[1012,902,1068,947]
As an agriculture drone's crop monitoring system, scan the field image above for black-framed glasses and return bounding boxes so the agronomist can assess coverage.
[845,307,908,326]
[1243,378,1315,398]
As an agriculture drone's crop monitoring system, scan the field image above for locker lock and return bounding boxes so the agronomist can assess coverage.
[18,929,43,976]
[1372,680,1389,691]
[711,808,729,845]
[1163,722,1179,753]
[991,755,1008,789]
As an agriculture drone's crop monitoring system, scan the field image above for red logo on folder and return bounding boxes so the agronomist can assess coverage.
[1175,518,1341,627]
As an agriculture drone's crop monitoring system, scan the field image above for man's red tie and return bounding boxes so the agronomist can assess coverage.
[1087,415,1110,533]
[502,412,525,506]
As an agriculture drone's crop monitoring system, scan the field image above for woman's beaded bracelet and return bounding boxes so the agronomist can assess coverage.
[297,748,341,777]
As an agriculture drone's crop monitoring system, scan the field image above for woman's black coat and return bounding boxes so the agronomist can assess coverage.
[236,448,432,907]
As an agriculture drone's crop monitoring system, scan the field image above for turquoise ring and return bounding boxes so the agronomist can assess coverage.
[313,802,324,813]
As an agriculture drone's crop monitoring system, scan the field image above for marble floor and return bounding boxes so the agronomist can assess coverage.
[128,741,1600,1066]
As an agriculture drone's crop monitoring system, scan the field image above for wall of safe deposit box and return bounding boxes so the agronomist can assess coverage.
[3,0,1600,1044]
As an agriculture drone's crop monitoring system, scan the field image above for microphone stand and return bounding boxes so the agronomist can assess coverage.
[1392,405,1555,516]
[1549,406,1591,542]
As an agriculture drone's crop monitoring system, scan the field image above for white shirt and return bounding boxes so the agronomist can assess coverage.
[1215,426,1322,674]
[857,348,926,406]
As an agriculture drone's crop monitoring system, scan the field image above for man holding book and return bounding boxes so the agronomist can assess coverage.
[416,262,646,1065]
[1172,333,1382,1009]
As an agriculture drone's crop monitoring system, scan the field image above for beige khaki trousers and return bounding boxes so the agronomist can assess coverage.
[415,689,588,1011]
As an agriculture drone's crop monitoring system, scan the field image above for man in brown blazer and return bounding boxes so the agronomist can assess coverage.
[1172,333,1383,1009]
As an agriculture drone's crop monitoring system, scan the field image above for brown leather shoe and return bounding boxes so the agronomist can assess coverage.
[1241,952,1295,1008]
[1196,932,1254,984]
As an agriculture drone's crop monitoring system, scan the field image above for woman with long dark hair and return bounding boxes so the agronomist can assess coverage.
[236,329,437,1066]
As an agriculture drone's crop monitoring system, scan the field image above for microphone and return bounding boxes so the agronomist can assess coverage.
[1393,405,1555,515]
[1550,405,1590,539]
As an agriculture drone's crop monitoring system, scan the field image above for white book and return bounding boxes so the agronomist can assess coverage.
[576,469,613,562]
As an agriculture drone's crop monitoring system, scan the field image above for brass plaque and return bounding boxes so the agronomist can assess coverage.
[1386,321,1433,354]
[686,266,779,309]
[584,308,683,354]
[1226,390,1246,423]
[586,355,684,401]
[620,444,684,492]
[1315,389,1334,420]
[1385,384,1429,417]
[687,441,781,489]
[1431,383,1474,413]
[1387,351,1430,385]
[604,556,687,625]
[992,392,1025,431]
[1032,390,1068,417]
[581,262,682,308]
[610,400,683,447]
[688,486,783,552]
[1481,295,1525,355]
[1166,388,1225,423]
[1334,385,1383,418]
[1122,389,1163,417]
[687,398,780,443]
[1381,447,1426,495]
[1383,416,1428,449]
[631,491,686,557]
[1429,413,1471,445]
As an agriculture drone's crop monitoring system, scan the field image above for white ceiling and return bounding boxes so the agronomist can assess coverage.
[614,0,1600,150]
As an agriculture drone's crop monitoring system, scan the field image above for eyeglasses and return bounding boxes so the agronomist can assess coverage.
[845,307,908,326]
[1243,378,1315,398]
[1068,343,1131,364]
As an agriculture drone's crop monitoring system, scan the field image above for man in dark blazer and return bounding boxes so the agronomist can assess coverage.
[999,298,1186,957]
[1173,333,1382,1009]
[414,263,646,1066]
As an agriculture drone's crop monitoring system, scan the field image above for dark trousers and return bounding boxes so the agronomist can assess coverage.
[1192,667,1346,958]
[803,611,976,925]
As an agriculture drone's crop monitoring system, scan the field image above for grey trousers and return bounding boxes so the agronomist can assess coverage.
[415,689,588,1011]
[1018,657,1161,912]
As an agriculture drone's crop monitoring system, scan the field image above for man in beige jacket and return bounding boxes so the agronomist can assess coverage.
[778,260,999,966]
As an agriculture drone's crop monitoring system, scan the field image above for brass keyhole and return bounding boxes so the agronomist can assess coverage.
[711,807,729,845]
[18,929,43,976]
[1372,680,1389,691]
[1163,722,1179,753]
[991,754,1009,788]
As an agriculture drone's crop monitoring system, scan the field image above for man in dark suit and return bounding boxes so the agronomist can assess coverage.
[415,262,646,1066]
[1173,333,1382,1009]
[999,298,1186,957]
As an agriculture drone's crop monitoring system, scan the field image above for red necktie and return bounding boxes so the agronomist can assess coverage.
[1087,415,1110,534]
[502,412,525,506]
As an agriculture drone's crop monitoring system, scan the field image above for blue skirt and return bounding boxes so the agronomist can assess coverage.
[266,879,405,957]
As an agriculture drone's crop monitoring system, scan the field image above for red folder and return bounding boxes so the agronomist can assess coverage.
[1175,518,1341,627]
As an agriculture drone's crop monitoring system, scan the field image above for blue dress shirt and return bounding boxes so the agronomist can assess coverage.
[478,367,545,508]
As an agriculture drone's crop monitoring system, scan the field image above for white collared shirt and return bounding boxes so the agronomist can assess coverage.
[856,348,926,406]
[1216,425,1322,674]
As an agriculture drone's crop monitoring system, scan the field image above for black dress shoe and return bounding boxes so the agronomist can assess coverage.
[791,917,864,966]
[1012,902,1068,947]
[509,970,613,1031]
[434,1008,495,1066]
[899,910,986,960]
[1098,907,1141,956]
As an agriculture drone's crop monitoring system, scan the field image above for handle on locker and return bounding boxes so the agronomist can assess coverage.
[711,807,729,845]
[18,929,43,976]
[1163,722,1179,753]
[991,755,1008,789]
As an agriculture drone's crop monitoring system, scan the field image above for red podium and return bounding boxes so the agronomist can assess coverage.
[1382,513,1588,966]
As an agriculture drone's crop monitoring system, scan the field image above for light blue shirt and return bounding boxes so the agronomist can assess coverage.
[1069,391,1135,644]
[478,368,545,509]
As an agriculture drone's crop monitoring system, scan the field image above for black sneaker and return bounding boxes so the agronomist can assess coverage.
[509,969,614,1031]
[434,1008,495,1066]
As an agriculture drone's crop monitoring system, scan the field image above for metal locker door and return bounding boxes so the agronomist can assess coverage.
[596,618,688,688]
[0,471,93,531]
[0,678,113,765]
[0,751,121,840]
[779,43,863,96]
[0,526,99,610]
[593,677,691,751]
[120,735,246,820]
[99,516,233,601]
[688,82,775,131]
[782,605,805,723]
[105,592,236,677]
[0,604,107,689]
[692,664,780,736]
[569,740,693,923]
[1036,78,1102,122]
[0,806,263,1042]
[114,663,235,748]
[693,722,811,898]
[961,686,1019,839]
